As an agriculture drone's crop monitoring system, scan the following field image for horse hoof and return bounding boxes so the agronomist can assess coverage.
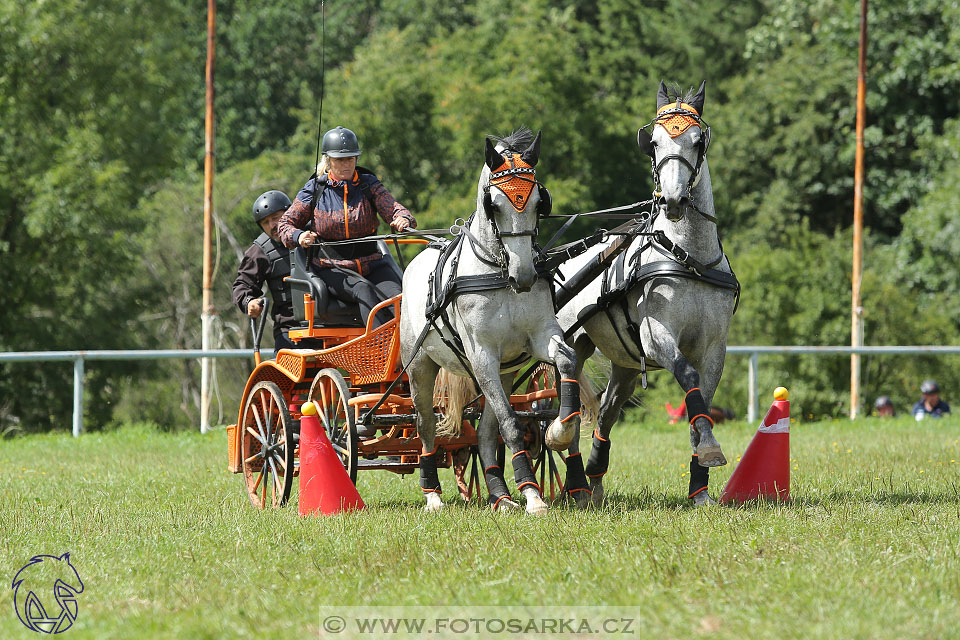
[494,498,521,512]
[423,493,444,512]
[692,491,717,507]
[544,415,578,451]
[570,490,592,510]
[696,445,727,467]
[589,480,605,505]
[525,499,549,516]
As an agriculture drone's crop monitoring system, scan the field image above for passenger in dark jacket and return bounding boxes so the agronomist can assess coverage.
[233,190,299,352]
[278,126,416,326]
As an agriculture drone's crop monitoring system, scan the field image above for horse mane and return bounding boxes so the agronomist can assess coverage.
[489,127,535,154]
[663,83,698,105]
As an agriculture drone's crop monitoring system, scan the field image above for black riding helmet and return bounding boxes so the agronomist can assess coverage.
[252,190,291,224]
[321,126,362,158]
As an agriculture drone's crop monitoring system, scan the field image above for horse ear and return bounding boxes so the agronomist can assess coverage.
[690,80,706,116]
[521,130,542,166]
[637,129,654,157]
[485,138,506,171]
[657,81,670,110]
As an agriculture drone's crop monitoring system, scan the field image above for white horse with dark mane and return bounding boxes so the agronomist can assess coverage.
[558,82,739,506]
[400,128,581,514]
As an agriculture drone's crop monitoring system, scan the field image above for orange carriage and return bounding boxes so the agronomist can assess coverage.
[226,241,568,509]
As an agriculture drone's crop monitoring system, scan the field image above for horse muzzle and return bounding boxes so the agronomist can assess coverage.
[508,273,537,293]
[661,196,689,222]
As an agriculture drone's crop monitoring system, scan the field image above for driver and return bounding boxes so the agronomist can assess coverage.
[277,126,416,326]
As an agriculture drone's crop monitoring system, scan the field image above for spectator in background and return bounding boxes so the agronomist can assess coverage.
[874,396,895,417]
[912,379,951,420]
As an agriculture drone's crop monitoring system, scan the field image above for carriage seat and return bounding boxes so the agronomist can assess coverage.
[288,241,402,329]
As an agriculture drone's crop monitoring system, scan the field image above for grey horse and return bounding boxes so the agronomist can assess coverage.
[400,129,581,514]
[557,81,738,506]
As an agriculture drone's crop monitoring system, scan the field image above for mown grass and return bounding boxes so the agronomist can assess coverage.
[1,415,959,639]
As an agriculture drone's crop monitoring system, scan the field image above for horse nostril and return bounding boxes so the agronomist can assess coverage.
[508,275,534,293]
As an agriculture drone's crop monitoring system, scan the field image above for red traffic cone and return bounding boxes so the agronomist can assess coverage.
[298,401,365,516]
[720,387,791,503]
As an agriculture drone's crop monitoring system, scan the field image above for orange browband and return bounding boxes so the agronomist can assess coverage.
[655,102,701,138]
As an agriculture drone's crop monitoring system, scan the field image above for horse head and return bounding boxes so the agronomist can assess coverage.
[638,80,710,222]
[476,128,547,293]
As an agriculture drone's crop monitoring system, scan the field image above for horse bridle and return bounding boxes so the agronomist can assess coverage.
[640,101,715,224]
[467,155,548,272]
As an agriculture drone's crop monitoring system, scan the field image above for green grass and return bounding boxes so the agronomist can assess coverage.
[1,416,959,639]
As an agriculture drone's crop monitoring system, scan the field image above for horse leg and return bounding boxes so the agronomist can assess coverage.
[473,352,548,515]
[688,350,726,506]
[532,334,581,452]
[408,353,445,512]
[585,363,640,504]
[477,387,520,512]
[559,334,597,509]
[668,355,727,468]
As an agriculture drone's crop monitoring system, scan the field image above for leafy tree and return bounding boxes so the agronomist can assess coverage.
[0,0,200,432]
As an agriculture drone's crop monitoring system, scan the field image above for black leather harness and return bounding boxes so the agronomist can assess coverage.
[560,211,740,388]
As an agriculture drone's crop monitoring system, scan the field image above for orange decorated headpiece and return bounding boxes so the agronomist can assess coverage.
[655,102,701,138]
[488,154,537,212]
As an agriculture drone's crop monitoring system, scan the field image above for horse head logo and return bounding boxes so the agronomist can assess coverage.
[12,553,84,634]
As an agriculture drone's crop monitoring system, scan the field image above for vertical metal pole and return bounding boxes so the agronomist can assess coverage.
[73,357,84,437]
[201,0,216,433]
[748,352,759,424]
[850,0,868,419]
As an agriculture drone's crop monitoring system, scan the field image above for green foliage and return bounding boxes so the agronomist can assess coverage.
[4,0,960,431]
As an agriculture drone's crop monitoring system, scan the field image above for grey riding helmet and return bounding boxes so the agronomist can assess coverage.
[920,379,940,394]
[252,190,291,224]
[321,126,362,158]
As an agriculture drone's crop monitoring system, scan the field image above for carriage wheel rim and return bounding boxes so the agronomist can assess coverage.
[241,381,294,509]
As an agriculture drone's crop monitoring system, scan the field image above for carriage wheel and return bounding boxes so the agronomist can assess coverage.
[526,363,567,501]
[241,381,296,509]
[308,368,358,484]
[453,445,484,502]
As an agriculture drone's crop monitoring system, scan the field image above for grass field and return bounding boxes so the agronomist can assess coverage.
[1,414,959,639]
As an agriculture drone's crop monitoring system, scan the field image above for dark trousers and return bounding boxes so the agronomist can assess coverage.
[313,257,402,326]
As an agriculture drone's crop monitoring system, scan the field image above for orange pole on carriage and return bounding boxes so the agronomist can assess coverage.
[850,0,867,419]
[200,0,216,433]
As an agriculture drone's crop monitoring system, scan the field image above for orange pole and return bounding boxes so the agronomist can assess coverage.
[201,0,216,433]
[850,0,867,419]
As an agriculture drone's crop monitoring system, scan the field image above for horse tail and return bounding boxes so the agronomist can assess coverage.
[433,369,477,437]
[578,368,601,430]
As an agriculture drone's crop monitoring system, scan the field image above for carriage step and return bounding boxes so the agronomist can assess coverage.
[357,458,417,473]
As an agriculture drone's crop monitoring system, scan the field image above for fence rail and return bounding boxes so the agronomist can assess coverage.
[3,346,960,436]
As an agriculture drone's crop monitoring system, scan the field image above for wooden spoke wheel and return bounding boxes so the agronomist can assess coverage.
[526,363,568,501]
[453,445,484,503]
[241,381,295,509]
[308,368,358,484]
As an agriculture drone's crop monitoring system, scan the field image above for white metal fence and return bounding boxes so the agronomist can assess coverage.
[2,346,959,436]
